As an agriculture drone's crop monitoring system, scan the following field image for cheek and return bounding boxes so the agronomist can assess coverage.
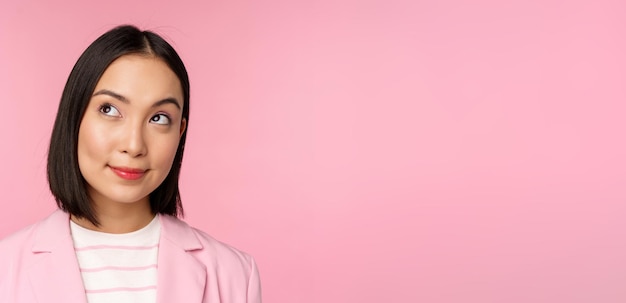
[151,133,181,167]
[146,132,180,174]
[77,119,110,164]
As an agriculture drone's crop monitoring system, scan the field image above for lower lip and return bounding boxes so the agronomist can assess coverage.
[110,167,146,180]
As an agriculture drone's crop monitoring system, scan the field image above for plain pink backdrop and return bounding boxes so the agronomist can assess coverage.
[1,0,625,302]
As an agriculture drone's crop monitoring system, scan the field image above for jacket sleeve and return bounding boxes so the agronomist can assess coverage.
[247,256,262,303]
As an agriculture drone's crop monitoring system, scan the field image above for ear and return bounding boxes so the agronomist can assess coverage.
[179,118,187,137]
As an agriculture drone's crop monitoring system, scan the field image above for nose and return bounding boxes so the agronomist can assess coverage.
[118,122,148,157]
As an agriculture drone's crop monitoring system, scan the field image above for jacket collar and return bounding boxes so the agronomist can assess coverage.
[156,213,207,302]
[31,209,72,253]
[28,210,207,303]
[158,212,204,251]
[30,210,205,252]
[28,210,87,302]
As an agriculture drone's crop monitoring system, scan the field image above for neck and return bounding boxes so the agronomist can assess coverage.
[72,198,154,234]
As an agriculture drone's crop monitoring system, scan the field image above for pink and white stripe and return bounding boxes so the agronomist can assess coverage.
[70,216,161,303]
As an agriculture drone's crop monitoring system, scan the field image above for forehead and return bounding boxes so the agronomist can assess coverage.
[94,54,184,106]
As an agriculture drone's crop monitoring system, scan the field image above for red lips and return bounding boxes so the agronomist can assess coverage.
[109,166,147,180]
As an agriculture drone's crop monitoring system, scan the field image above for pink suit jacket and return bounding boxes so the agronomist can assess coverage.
[0,210,262,302]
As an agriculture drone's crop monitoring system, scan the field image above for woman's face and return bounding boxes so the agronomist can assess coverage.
[77,54,186,208]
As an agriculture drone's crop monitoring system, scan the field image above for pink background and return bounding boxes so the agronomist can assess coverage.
[1,0,625,301]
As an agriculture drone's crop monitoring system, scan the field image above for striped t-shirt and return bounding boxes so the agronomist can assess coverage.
[70,216,161,303]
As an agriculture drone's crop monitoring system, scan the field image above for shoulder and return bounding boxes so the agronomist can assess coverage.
[159,214,258,273]
[193,225,256,270]
[0,210,70,261]
[159,215,262,301]
[0,219,43,258]
[0,215,50,289]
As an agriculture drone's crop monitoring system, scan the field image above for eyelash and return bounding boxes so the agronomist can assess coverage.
[97,103,171,125]
[150,113,171,125]
[98,103,120,116]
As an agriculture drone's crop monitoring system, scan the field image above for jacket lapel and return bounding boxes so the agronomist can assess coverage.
[26,211,208,302]
[28,210,87,303]
[156,215,207,302]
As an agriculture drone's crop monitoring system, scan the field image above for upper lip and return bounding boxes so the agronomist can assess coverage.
[109,166,147,173]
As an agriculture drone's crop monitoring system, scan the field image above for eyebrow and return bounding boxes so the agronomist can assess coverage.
[92,89,181,109]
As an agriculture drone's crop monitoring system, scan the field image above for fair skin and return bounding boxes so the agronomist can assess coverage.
[73,54,186,234]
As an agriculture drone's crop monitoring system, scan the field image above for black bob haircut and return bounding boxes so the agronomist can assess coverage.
[47,25,190,225]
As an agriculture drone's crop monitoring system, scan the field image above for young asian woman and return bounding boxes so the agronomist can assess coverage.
[0,25,262,303]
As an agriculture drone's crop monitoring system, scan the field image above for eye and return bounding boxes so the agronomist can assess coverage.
[150,113,171,125]
[99,103,120,117]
